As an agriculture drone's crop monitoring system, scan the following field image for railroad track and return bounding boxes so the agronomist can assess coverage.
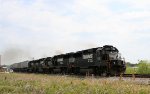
[67,73,150,78]
[13,72,150,78]
[117,74,150,78]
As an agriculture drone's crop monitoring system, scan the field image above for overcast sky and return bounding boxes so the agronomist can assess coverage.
[0,0,150,65]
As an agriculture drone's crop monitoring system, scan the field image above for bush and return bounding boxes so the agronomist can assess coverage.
[125,67,137,74]
[137,60,150,74]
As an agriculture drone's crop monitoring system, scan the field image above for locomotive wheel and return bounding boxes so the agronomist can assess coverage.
[101,71,110,77]
[101,72,107,77]
[93,67,99,76]
[75,67,80,74]
[61,68,67,75]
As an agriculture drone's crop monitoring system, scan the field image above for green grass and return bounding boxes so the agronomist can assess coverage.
[0,73,150,94]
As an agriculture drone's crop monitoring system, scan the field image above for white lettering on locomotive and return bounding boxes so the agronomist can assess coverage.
[69,57,75,62]
[60,62,63,64]
[83,54,93,59]
[88,59,93,62]
[57,58,63,62]
[48,61,52,65]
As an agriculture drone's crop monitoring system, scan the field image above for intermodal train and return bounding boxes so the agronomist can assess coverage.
[10,45,126,76]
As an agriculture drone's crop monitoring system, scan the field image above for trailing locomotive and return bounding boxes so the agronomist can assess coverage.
[10,45,126,76]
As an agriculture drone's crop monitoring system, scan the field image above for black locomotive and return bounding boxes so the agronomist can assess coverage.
[10,45,126,76]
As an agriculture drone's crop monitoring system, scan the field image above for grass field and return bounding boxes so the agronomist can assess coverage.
[0,73,150,94]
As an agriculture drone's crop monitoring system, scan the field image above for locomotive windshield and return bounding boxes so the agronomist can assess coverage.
[105,47,118,53]
[109,52,122,60]
[108,47,122,60]
[101,46,122,60]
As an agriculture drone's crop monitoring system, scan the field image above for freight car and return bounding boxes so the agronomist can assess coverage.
[10,45,126,76]
[10,61,29,72]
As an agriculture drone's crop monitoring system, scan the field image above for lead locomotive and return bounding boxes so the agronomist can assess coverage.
[10,45,126,76]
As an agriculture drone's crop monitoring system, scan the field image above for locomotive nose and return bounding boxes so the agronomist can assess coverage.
[110,60,126,75]
[111,60,124,66]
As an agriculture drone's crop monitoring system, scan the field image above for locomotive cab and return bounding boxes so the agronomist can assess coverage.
[96,45,126,75]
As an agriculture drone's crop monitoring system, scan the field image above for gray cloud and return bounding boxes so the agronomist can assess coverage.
[1,47,31,65]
